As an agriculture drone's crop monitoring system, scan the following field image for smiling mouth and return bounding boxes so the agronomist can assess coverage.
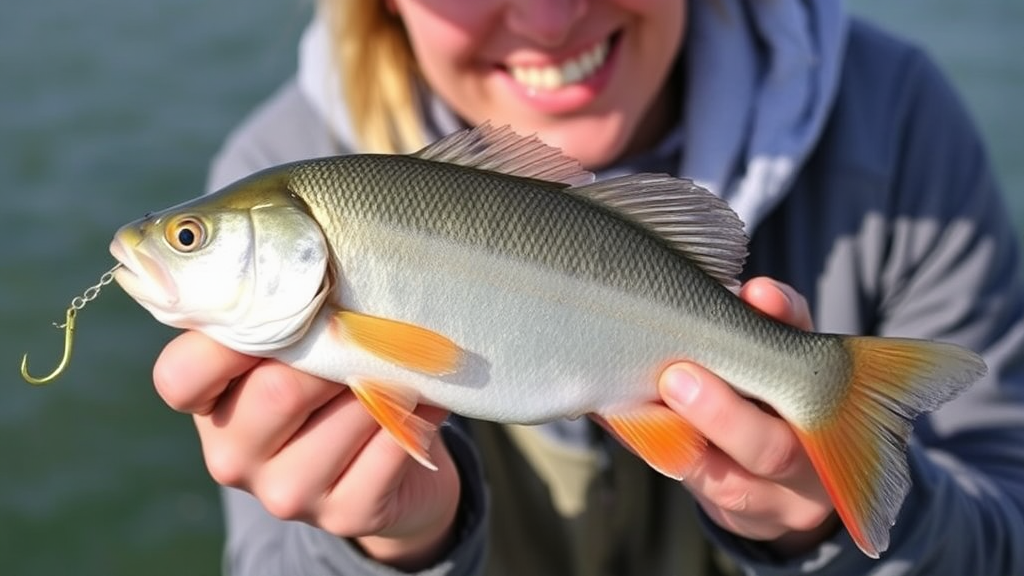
[502,32,620,91]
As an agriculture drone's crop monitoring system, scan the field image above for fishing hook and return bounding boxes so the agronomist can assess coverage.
[21,308,77,385]
[20,263,121,385]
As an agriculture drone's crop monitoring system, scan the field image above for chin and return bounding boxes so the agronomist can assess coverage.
[555,138,628,170]
[530,120,633,170]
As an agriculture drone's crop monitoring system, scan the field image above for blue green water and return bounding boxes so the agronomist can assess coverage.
[0,1,1020,574]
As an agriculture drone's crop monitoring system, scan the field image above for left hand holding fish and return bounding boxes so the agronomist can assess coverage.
[660,277,839,557]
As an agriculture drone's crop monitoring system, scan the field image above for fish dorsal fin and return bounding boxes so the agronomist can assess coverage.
[413,122,596,187]
[572,174,748,288]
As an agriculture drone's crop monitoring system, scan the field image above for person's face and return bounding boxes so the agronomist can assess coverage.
[391,0,685,169]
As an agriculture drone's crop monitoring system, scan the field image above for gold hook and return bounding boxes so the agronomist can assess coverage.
[20,263,121,386]
[21,308,77,385]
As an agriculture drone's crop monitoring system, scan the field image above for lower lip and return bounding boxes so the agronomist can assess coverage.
[498,37,620,115]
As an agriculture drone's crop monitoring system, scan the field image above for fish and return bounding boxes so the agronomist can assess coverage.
[109,123,985,558]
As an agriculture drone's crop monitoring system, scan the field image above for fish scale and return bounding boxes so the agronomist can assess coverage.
[288,155,733,321]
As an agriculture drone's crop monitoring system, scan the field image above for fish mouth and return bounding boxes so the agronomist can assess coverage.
[109,230,180,308]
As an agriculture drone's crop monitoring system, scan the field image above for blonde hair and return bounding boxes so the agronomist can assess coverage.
[324,1,426,153]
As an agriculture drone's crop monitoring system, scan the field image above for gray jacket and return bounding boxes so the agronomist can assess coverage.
[208,19,1024,576]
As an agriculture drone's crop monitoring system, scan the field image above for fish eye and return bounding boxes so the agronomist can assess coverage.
[165,217,206,253]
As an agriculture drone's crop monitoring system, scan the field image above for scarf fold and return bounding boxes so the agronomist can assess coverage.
[297,1,847,233]
[681,0,847,230]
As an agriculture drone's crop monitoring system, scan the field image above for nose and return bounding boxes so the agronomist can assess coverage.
[505,0,587,47]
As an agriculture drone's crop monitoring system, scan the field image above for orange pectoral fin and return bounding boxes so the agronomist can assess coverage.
[333,310,463,376]
[348,377,439,471]
[597,403,705,481]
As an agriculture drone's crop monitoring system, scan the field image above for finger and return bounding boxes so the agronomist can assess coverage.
[660,362,806,482]
[684,446,783,537]
[739,277,813,331]
[153,330,260,415]
[195,362,345,487]
[687,447,836,541]
[685,444,762,512]
[679,439,836,540]
[319,405,456,537]
[249,389,380,522]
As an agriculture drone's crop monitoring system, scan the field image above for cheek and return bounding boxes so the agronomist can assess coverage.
[395,0,494,71]
[616,0,686,64]
[631,10,684,102]
[395,0,495,29]
[612,1,686,125]
[165,219,254,317]
[395,0,508,116]
[179,248,252,315]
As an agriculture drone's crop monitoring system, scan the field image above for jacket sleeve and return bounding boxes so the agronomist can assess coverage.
[206,81,490,576]
[705,32,1024,576]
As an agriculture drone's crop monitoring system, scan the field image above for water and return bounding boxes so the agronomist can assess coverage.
[0,1,311,574]
[0,1,1020,574]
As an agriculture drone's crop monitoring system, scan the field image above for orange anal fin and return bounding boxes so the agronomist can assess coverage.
[795,335,985,558]
[333,310,463,376]
[596,403,705,481]
[348,377,438,471]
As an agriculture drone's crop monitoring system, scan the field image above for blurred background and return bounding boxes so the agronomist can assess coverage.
[0,1,1020,574]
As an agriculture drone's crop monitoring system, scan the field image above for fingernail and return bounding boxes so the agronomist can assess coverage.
[760,277,790,307]
[774,280,794,307]
[663,364,701,407]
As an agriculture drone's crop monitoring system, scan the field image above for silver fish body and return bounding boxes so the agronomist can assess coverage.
[279,154,846,425]
[111,124,985,558]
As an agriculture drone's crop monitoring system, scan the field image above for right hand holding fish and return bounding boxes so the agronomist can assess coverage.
[659,277,839,557]
[152,331,462,571]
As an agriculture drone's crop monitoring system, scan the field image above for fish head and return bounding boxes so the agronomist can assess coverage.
[110,175,331,354]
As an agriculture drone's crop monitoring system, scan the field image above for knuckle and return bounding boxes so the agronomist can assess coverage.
[318,511,371,538]
[690,465,752,514]
[700,394,734,429]
[203,444,249,488]
[256,372,313,419]
[707,482,752,513]
[749,436,800,479]
[258,482,314,521]
[152,361,197,412]
[318,498,391,538]
[785,504,835,533]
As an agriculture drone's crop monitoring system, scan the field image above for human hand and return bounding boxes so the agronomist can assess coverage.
[152,332,461,570]
[659,277,839,556]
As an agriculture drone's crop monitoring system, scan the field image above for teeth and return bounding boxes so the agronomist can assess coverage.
[508,39,610,91]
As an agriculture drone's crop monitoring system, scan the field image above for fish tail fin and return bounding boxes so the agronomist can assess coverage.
[793,336,985,558]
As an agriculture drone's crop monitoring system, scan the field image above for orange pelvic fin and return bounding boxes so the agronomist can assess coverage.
[333,310,463,376]
[347,377,439,471]
[795,336,985,558]
[597,403,706,480]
